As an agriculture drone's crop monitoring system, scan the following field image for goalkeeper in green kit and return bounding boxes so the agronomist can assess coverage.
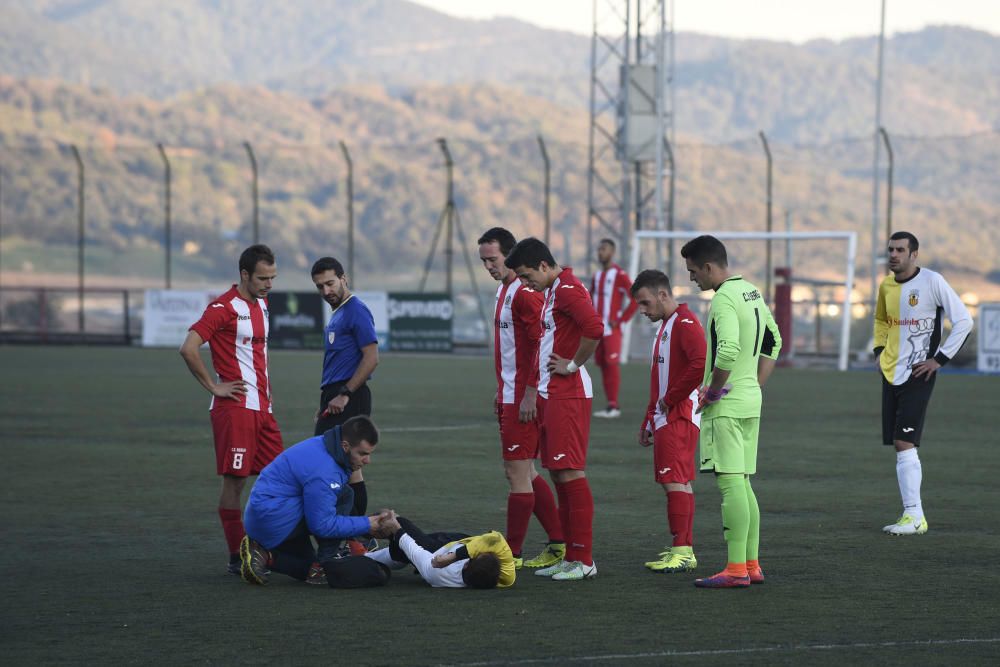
[680,235,781,588]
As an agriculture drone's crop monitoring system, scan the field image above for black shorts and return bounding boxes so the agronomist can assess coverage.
[881,373,936,446]
[315,383,373,436]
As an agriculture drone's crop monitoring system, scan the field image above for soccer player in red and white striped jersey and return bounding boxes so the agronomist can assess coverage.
[631,270,706,574]
[477,228,565,570]
[590,239,638,418]
[505,238,605,581]
[179,245,284,574]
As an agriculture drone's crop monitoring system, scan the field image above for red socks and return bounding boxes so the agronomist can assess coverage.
[531,475,564,543]
[218,507,244,555]
[557,478,595,566]
[506,493,534,556]
[601,361,621,409]
[667,491,694,547]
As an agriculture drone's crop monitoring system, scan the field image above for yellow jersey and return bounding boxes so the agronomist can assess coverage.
[873,267,972,385]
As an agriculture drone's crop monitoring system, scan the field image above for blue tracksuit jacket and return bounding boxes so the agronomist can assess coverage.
[243,426,370,549]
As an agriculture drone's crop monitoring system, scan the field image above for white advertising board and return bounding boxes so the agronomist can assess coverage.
[141,289,216,347]
[978,302,1000,374]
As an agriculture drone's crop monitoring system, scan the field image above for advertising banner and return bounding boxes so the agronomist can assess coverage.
[978,302,1000,373]
[268,291,326,349]
[387,292,452,352]
[141,289,216,347]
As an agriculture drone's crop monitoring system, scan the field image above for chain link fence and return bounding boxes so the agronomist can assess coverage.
[1,132,994,358]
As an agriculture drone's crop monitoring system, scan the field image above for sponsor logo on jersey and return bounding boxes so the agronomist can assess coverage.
[680,318,694,324]
[908,290,919,307]
[211,303,225,309]
[330,482,341,489]
[553,453,567,461]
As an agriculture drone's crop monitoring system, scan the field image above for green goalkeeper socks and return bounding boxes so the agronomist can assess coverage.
[718,473,749,564]
[745,475,760,562]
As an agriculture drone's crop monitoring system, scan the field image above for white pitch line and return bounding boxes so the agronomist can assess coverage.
[379,423,485,433]
[451,637,1000,666]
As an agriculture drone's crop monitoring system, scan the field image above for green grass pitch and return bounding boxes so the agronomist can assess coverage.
[2,346,999,665]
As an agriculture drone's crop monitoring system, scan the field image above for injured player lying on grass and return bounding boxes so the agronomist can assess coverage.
[364,514,517,589]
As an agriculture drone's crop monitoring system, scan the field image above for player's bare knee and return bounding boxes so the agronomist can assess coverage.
[894,440,916,452]
[550,469,585,484]
[504,459,533,491]
[219,475,247,507]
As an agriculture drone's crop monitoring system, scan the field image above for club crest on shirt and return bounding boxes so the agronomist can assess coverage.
[505,295,512,305]
[328,331,336,345]
[908,290,919,307]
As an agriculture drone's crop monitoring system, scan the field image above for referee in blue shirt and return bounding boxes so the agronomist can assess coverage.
[311,257,380,533]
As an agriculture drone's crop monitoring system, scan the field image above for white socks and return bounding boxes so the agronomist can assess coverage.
[895,448,924,521]
[364,547,408,570]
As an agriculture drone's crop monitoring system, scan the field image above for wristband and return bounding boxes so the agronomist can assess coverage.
[566,360,579,373]
[337,384,353,398]
[705,387,725,402]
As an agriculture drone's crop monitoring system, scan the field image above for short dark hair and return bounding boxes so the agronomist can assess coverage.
[680,235,728,268]
[342,415,379,447]
[599,238,616,249]
[461,553,501,589]
[504,237,556,270]
[889,231,919,252]
[631,269,672,296]
[477,227,517,257]
[311,256,345,278]
[239,244,275,276]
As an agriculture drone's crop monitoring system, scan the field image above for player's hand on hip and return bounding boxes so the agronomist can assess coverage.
[547,354,574,375]
[696,384,729,414]
[212,380,247,400]
[328,394,349,414]
[911,358,941,381]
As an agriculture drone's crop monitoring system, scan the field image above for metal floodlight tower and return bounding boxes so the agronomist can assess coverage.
[586,0,674,273]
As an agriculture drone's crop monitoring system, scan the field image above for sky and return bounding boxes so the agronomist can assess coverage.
[411,0,1000,43]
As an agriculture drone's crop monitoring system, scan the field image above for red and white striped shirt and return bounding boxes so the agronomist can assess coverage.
[644,303,706,432]
[190,285,273,412]
[538,267,605,400]
[591,263,638,337]
[494,278,543,404]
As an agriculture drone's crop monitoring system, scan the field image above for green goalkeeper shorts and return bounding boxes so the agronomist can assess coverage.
[699,416,760,475]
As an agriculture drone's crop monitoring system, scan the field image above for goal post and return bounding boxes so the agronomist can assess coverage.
[625,230,859,371]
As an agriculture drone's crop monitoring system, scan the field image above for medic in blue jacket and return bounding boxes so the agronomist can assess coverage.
[240,416,387,584]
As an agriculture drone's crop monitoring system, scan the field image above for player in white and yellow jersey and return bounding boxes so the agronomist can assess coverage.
[874,231,973,536]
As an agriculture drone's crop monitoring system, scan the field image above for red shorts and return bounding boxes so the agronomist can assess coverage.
[538,397,591,470]
[653,419,699,484]
[594,329,622,369]
[497,403,539,461]
[210,406,283,477]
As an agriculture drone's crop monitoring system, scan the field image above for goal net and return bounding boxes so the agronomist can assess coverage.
[624,230,859,371]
